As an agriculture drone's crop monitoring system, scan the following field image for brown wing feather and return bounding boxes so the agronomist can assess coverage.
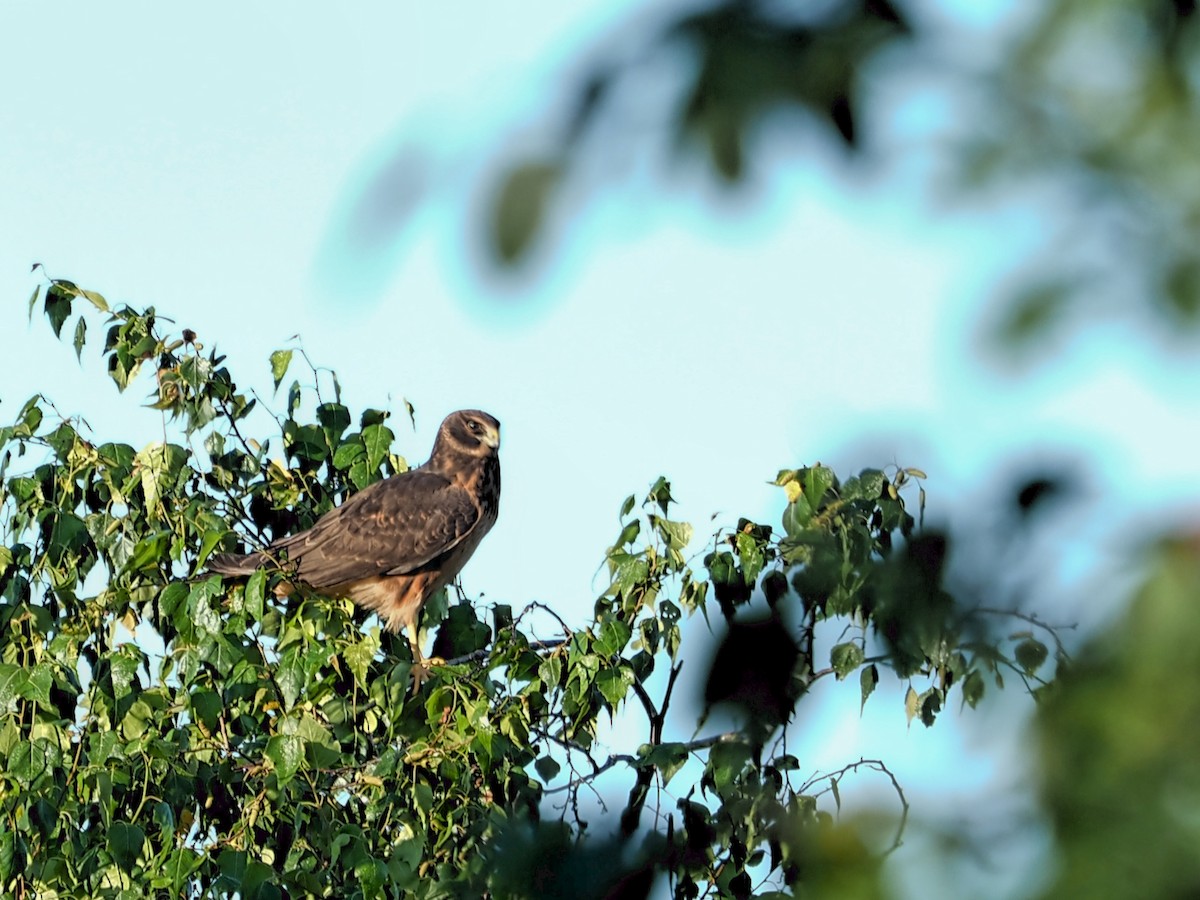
[270,469,481,588]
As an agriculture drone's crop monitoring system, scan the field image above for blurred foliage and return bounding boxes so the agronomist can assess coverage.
[0,273,1055,897]
[1032,534,1200,899]
[489,0,910,264]
[964,0,1200,347]
[351,0,1200,348]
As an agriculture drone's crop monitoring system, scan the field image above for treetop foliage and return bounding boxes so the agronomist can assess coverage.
[1,273,1058,897]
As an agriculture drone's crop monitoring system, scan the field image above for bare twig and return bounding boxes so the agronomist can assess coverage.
[969,606,1076,659]
[800,758,910,854]
[515,600,574,639]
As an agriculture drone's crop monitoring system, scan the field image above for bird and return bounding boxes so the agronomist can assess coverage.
[209,409,500,691]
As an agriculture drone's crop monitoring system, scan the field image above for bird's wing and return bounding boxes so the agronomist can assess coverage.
[272,469,481,587]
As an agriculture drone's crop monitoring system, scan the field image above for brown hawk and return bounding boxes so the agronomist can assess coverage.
[209,409,500,690]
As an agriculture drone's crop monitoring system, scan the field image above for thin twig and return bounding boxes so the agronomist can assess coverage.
[800,757,910,854]
[542,730,744,796]
[443,637,567,668]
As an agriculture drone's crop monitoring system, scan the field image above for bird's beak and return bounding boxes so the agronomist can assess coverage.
[483,426,500,450]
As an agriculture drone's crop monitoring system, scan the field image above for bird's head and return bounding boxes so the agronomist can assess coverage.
[437,409,501,459]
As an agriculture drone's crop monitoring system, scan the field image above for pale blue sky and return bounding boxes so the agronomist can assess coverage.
[2,2,1198,894]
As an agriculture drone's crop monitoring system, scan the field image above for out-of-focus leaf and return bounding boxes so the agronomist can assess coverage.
[860,663,879,713]
[1014,638,1048,675]
[491,160,562,264]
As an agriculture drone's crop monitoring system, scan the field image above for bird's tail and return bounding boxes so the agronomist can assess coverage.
[207,551,272,577]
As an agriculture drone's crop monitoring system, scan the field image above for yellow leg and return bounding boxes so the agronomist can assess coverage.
[404,621,444,693]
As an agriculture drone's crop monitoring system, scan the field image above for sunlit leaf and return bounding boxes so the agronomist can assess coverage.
[269,349,293,392]
[266,734,304,786]
[830,641,864,680]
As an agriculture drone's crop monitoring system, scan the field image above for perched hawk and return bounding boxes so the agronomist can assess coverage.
[210,409,500,690]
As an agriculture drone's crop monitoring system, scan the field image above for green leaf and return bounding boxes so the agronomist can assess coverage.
[961,669,985,709]
[332,439,365,471]
[995,279,1071,347]
[8,738,58,787]
[643,742,690,786]
[285,422,328,463]
[19,664,53,710]
[360,408,390,427]
[242,860,280,900]
[655,517,693,552]
[362,423,394,472]
[81,288,110,311]
[491,159,562,263]
[539,655,563,689]
[44,281,73,337]
[244,570,267,621]
[269,349,293,392]
[706,740,751,796]
[344,631,380,687]
[781,497,814,537]
[317,402,351,440]
[73,316,87,361]
[191,578,223,637]
[287,379,301,416]
[0,829,13,884]
[266,734,304,786]
[27,284,39,320]
[918,687,942,727]
[852,468,886,500]
[0,665,24,712]
[1014,638,1049,675]
[594,618,632,658]
[611,554,650,603]
[645,476,674,514]
[595,666,636,708]
[158,581,190,621]
[277,649,305,710]
[534,755,561,783]
[45,511,89,565]
[735,532,764,586]
[803,465,837,511]
[135,442,187,516]
[830,642,865,680]
[125,531,170,574]
[195,527,229,569]
[860,663,879,712]
[614,520,640,547]
[191,690,222,732]
[348,458,375,490]
[108,821,145,872]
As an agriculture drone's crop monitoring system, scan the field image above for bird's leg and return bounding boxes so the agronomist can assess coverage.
[405,620,445,693]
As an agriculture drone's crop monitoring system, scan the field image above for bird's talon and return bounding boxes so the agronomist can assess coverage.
[409,656,448,694]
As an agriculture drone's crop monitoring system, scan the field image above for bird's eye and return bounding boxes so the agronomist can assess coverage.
[467,420,482,433]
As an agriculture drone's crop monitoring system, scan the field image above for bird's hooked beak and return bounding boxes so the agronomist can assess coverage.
[482,423,500,450]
